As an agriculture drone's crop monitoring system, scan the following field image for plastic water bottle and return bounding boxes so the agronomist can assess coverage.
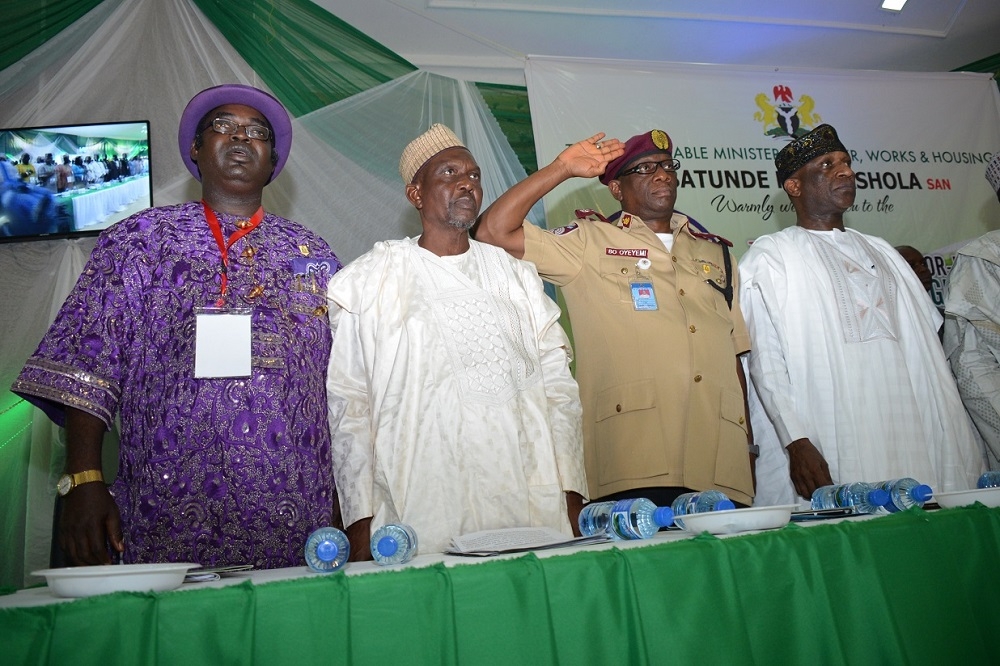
[370,523,418,565]
[810,482,890,515]
[977,471,1000,488]
[876,478,933,513]
[304,526,350,573]
[578,501,620,540]
[670,491,736,529]
[609,498,674,539]
[579,498,674,540]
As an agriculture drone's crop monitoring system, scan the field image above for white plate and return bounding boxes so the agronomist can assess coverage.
[31,563,198,598]
[934,487,1000,509]
[678,504,797,535]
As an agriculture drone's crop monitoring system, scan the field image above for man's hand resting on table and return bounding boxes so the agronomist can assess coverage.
[787,438,833,501]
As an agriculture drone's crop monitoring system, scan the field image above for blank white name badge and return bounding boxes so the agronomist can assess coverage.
[194,307,252,378]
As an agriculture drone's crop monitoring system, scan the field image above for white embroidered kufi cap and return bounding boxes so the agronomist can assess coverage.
[399,123,465,184]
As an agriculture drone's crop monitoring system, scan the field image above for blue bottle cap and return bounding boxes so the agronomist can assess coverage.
[377,536,399,558]
[653,506,674,527]
[912,484,933,503]
[316,538,340,563]
[977,472,1000,489]
[869,488,890,507]
[716,499,736,511]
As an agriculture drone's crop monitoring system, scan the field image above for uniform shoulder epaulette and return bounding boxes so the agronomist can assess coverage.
[574,208,611,223]
[689,228,734,247]
[679,209,736,310]
[679,210,733,247]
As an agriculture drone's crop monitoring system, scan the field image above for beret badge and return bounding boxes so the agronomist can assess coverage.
[651,129,670,151]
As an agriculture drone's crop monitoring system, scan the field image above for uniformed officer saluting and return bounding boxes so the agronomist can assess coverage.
[475,129,756,508]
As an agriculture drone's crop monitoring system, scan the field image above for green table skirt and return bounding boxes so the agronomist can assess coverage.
[3,505,999,665]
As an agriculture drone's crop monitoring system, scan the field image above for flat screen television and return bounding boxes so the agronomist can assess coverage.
[0,120,152,243]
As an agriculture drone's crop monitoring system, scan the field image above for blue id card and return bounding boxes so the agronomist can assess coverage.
[630,281,658,311]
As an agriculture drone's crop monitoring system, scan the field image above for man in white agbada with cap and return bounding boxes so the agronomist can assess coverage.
[740,125,985,506]
[326,124,588,559]
[943,151,1000,471]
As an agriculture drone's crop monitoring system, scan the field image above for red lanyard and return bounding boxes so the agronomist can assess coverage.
[202,201,263,306]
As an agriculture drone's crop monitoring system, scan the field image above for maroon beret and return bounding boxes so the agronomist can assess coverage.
[600,129,673,185]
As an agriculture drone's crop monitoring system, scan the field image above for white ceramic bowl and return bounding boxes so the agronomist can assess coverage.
[31,562,198,598]
[934,487,1000,509]
[679,504,797,535]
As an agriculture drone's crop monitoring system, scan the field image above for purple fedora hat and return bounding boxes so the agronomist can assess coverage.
[178,83,292,182]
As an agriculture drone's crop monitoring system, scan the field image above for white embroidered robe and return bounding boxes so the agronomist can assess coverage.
[943,229,1000,470]
[739,226,984,506]
[326,238,587,553]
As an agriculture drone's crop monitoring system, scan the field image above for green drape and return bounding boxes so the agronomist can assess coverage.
[0,400,32,593]
[0,131,146,161]
[955,52,1000,82]
[475,83,538,174]
[189,0,546,170]
[1,0,106,73]
[190,0,416,117]
[4,506,999,665]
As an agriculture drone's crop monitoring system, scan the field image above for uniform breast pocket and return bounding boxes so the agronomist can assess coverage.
[594,379,669,485]
[714,388,752,494]
[599,256,638,303]
[679,259,732,320]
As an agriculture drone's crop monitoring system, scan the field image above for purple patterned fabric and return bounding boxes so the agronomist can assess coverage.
[13,201,341,569]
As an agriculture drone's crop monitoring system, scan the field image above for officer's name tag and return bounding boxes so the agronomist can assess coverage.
[194,307,252,378]
[631,281,658,311]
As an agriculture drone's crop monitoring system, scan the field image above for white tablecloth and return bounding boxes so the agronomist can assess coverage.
[0,511,877,610]
[64,175,151,230]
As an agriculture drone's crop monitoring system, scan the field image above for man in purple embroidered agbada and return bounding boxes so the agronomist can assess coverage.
[12,84,341,568]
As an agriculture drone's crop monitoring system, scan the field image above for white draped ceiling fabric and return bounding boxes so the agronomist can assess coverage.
[0,0,536,587]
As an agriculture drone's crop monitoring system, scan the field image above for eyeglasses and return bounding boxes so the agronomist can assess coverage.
[210,118,271,142]
[618,158,681,177]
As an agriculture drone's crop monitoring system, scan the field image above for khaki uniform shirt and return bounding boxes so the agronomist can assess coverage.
[523,212,754,504]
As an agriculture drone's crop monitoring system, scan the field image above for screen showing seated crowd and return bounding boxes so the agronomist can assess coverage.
[0,120,152,243]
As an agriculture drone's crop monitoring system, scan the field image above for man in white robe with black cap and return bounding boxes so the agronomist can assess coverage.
[326,124,588,559]
[740,124,984,506]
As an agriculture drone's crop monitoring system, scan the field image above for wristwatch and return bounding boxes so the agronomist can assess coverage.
[56,469,104,496]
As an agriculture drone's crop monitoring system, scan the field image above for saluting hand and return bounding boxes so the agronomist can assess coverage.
[555,133,625,179]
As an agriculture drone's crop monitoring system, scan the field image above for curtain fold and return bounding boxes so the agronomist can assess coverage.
[2,0,108,73]
[475,83,537,175]
[190,0,416,116]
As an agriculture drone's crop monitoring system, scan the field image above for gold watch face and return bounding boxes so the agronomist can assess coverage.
[57,474,73,496]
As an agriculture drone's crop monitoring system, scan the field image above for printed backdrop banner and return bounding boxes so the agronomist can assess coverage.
[524,56,1000,260]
